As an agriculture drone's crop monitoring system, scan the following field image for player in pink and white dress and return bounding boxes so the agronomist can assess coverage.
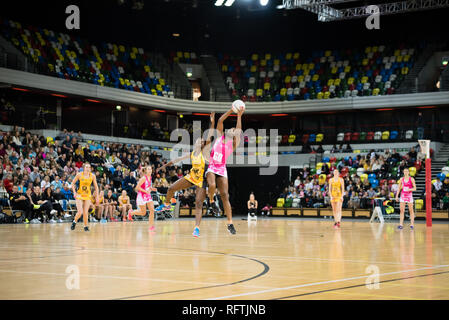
[128,166,157,231]
[395,168,416,230]
[206,107,244,235]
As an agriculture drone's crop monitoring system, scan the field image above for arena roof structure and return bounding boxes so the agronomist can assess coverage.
[282,0,449,21]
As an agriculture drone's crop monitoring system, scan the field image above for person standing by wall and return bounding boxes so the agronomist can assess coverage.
[416,112,425,140]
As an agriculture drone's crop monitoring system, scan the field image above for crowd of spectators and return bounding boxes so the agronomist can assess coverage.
[0,125,199,224]
[276,146,445,210]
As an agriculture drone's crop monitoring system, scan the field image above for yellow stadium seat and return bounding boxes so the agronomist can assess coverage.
[316,133,324,142]
[263,82,270,90]
[415,199,423,210]
[277,198,285,207]
[285,76,291,83]
[251,54,258,61]
[293,52,300,59]
[256,89,263,97]
[280,88,287,96]
[250,65,257,73]
[381,131,389,140]
[317,92,324,99]
[286,53,292,60]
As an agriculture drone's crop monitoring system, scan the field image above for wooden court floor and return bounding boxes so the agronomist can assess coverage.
[0,218,448,300]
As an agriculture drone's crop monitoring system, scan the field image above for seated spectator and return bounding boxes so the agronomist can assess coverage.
[442,192,449,210]
[9,185,33,223]
[42,187,64,222]
[118,190,132,221]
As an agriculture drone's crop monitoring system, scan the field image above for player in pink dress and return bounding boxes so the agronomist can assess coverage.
[206,107,244,235]
[128,166,157,231]
[395,168,417,230]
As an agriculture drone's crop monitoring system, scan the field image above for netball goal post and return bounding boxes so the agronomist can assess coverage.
[418,140,432,227]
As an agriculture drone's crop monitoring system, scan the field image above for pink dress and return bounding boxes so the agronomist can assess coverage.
[136,175,153,206]
[207,135,234,178]
[400,177,414,203]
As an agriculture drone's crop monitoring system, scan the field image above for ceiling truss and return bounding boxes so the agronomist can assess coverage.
[282,0,449,21]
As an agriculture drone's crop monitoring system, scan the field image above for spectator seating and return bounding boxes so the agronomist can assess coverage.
[1,18,173,97]
[219,45,416,102]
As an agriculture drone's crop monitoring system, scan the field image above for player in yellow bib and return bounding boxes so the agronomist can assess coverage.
[70,163,99,231]
[329,169,345,229]
[156,112,215,237]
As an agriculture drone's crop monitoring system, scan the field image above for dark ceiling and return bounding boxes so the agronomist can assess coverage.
[2,0,449,55]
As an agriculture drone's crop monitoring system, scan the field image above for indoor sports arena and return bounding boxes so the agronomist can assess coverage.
[0,0,449,309]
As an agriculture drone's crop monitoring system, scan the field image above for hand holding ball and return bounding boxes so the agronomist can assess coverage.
[232,100,246,114]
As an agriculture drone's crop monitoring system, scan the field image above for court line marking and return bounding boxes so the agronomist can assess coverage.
[206,264,449,300]
[273,270,449,300]
[0,244,438,268]
[115,248,270,300]
[0,268,228,286]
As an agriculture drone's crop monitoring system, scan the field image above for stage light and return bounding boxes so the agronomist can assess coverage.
[116,105,122,111]
[260,0,269,6]
[224,0,235,7]
[442,57,448,66]
[276,4,284,9]
[172,33,180,37]
[215,0,225,6]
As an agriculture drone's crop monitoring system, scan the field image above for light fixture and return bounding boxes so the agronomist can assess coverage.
[215,0,225,6]
[442,57,448,66]
[260,0,269,6]
[116,105,122,111]
[179,114,184,119]
[186,72,193,78]
[276,4,284,9]
[172,33,180,37]
[224,0,235,6]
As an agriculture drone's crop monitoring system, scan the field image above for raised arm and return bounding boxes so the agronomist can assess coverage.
[202,113,216,161]
[203,112,215,147]
[233,108,244,150]
[217,108,233,136]
[156,154,190,173]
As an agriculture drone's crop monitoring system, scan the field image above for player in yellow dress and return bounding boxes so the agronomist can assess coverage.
[329,169,345,229]
[155,112,215,237]
[70,163,99,231]
[118,190,132,221]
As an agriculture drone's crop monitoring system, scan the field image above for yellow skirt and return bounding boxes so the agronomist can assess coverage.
[185,174,205,188]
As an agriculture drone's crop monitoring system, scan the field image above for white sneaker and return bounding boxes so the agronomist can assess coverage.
[91,217,98,222]
[64,213,71,219]
[57,218,63,223]
[49,219,57,224]
[50,210,57,215]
